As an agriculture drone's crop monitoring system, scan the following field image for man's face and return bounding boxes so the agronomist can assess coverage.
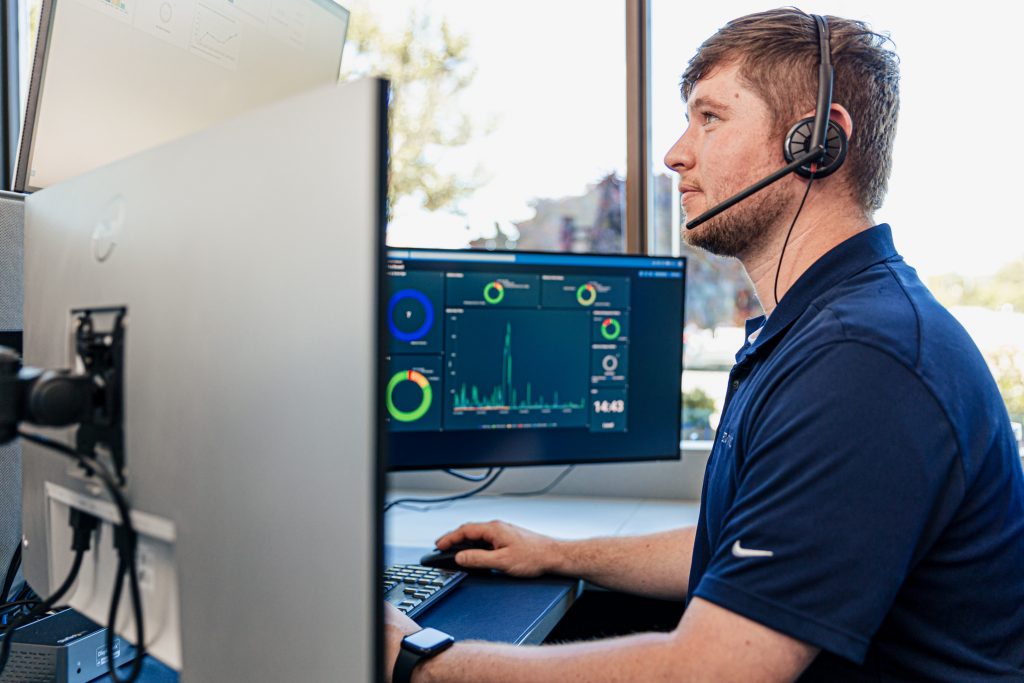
[664,62,794,259]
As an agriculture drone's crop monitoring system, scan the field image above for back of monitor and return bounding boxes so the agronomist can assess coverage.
[0,190,25,601]
[21,78,386,682]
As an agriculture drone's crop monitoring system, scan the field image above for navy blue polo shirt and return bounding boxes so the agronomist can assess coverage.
[687,225,1024,681]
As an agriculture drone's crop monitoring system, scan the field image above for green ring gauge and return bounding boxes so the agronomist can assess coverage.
[386,370,433,422]
[600,317,622,340]
[483,280,505,304]
[576,283,598,306]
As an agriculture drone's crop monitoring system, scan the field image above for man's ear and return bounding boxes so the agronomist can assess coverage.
[829,104,853,142]
[797,104,853,141]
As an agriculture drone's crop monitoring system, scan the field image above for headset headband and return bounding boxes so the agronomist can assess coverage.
[684,14,836,231]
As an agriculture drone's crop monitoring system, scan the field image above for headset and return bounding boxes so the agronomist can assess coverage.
[684,14,848,231]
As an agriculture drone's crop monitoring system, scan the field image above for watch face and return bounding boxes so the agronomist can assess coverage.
[404,628,455,655]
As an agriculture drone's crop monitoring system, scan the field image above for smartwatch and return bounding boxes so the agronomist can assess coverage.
[394,627,455,683]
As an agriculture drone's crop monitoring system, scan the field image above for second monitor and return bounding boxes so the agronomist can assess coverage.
[385,249,685,471]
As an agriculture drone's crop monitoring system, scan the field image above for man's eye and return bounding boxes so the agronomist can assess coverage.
[702,111,720,125]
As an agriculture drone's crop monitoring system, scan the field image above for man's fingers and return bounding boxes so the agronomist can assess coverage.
[455,548,504,569]
[436,521,500,549]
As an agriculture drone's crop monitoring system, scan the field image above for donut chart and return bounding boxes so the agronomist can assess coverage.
[483,280,505,305]
[601,354,619,372]
[600,318,621,340]
[388,289,434,342]
[386,370,433,423]
[576,283,598,306]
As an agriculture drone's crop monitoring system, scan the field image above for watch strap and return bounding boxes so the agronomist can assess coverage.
[393,646,422,683]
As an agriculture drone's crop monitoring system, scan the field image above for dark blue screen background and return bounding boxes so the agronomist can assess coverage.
[384,250,685,471]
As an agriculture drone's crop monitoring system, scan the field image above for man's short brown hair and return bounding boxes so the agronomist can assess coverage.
[681,8,900,213]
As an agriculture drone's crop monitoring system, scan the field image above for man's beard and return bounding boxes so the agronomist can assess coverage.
[682,179,790,259]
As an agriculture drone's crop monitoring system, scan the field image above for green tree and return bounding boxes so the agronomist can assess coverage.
[682,387,716,431]
[341,4,488,213]
[929,256,1024,312]
[991,348,1024,425]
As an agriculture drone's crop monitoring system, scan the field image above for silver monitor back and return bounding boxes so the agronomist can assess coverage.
[0,190,25,601]
[21,78,386,681]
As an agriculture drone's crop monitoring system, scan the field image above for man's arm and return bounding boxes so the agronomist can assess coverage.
[435,521,696,600]
[385,597,818,683]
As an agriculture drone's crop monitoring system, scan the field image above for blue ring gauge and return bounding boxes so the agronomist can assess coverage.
[388,289,435,342]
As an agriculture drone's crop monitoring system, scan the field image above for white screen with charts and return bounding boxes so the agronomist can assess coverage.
[21,0,348,191]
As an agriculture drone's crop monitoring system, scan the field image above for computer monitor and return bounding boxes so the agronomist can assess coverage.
[384,249,685,471]
[14,0,350,192]
[20,78,386,680]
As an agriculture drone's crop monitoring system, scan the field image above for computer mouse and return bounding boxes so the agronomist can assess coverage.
[420,541,494,571]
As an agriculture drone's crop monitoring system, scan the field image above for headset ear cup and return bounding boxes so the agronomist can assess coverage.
[783,117,849,179]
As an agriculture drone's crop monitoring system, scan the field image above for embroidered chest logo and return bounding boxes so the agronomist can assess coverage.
[731,541,774,558]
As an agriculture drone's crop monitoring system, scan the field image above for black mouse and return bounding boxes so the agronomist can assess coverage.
[420,541,494,571]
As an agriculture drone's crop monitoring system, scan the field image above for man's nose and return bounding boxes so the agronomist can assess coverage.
[664,128,695,174]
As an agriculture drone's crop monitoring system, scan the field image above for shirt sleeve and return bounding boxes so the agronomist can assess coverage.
[692,340,964,663]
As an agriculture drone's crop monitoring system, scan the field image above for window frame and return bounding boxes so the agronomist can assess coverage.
[625,0,651,256]
[1,1,22,190]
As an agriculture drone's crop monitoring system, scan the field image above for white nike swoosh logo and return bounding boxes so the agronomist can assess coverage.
[731,540,774,558]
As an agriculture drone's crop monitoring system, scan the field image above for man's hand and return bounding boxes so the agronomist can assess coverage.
[435,520,562,578]
[384,603,420,683]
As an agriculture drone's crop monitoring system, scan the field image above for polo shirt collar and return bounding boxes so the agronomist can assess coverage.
[737,223,898,363]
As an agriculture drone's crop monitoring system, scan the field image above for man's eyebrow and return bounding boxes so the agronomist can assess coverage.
[684,96,733,121]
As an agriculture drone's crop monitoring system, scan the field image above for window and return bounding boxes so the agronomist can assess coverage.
[15,0,1023,453]
[341,0,628,254]
[20,0,41,122]
[650,0,1024,450]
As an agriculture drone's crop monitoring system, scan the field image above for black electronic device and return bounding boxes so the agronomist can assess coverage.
[0,608,136,683]
[384,249,685,471]
[685,14,847,230]
[420,541,495,572]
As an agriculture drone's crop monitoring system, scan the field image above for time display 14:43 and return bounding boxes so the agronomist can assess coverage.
[593,399,625,414]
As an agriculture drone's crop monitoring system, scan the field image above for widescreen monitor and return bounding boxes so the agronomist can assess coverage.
[15,0,349,192]
[385,249,685,471]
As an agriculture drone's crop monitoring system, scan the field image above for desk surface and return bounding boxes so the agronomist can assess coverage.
[386,492,700,547]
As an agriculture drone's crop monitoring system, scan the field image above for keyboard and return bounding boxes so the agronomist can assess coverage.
[384,564,467,619]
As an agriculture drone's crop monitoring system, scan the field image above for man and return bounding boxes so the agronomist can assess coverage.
[386,8,1024,681]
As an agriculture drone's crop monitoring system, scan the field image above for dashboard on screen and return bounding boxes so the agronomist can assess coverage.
[384,249,685,471]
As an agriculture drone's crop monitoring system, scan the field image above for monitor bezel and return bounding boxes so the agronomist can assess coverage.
[384,245,687,471]
[12,0,54,193]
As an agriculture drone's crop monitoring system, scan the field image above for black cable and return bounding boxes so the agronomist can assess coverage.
[384,468,506,512]
[773,173,816,307]
[74,453,145,683]
[105,552,144,683]
[443,468,494,483]
[0,599,40,613]
[0,599,42,626]
[0,547,85,673]
[1,544,20,604]
[15,430,146,682]
[500,466,576,498]
[12,584,31,603]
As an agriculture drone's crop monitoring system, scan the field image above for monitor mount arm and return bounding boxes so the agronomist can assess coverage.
[0,307,126,482]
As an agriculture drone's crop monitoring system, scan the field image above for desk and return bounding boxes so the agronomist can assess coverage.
[386,492,700,547]
[385,493,700,642]
[98,658,178,683]
[127,493,699,681]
